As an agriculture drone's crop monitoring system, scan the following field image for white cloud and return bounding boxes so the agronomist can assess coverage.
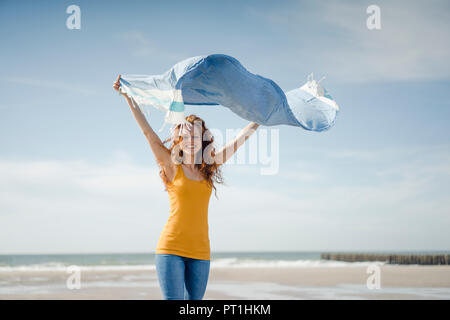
[5,77,96,95]
[116,31,188,61]
[247,0,450,83]
[117,31,157,57]
[0,154,169,254]
[210,144,450,251]
[0,144,449,253]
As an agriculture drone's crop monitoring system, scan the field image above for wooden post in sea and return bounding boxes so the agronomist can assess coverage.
[320,253,450,265]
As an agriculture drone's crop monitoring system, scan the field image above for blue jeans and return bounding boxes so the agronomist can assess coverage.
[155,253,210,300]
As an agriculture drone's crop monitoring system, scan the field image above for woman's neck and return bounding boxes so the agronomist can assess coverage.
[183,162,196,170]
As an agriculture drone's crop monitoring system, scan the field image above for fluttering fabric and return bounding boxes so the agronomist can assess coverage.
[118,54,340,132]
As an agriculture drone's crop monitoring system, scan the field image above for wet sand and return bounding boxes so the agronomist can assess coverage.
[1,265,449,299]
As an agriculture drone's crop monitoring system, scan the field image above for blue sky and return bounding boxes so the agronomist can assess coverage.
[0,0,449,254]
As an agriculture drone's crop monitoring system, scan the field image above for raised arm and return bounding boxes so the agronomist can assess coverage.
[215,122,260,166]
[113,75,176,178]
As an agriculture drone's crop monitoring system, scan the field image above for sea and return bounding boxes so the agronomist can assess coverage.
[1,250,449,272]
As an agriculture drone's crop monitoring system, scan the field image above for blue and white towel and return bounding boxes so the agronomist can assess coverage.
[119,54,340,132]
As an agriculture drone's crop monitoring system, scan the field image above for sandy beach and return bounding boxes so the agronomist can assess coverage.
[1,265,450,300]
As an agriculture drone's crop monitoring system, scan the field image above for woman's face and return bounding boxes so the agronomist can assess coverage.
[179,125,202,155]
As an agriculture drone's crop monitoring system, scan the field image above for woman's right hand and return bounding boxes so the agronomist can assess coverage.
[113,74,127,96]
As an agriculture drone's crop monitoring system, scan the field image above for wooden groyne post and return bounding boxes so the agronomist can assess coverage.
[320,253,450,265]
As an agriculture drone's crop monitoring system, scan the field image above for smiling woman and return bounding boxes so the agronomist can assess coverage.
[113,75,259,300]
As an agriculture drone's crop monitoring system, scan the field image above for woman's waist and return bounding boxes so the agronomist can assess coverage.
[168,203,210,214]
[166,209,209,223]
[158,229,210,245]
[163,215,208,230]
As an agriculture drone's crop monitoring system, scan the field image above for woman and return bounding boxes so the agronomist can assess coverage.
[113,75,259,300]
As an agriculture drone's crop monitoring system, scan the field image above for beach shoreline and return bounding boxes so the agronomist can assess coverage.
[1,265,449,300]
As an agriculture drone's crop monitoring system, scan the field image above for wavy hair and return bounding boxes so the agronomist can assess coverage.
[160,114,223,197]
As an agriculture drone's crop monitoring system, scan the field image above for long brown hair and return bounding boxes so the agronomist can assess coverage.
[160,114,223,197]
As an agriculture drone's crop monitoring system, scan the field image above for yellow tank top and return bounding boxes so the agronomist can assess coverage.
[156,164,212,260]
